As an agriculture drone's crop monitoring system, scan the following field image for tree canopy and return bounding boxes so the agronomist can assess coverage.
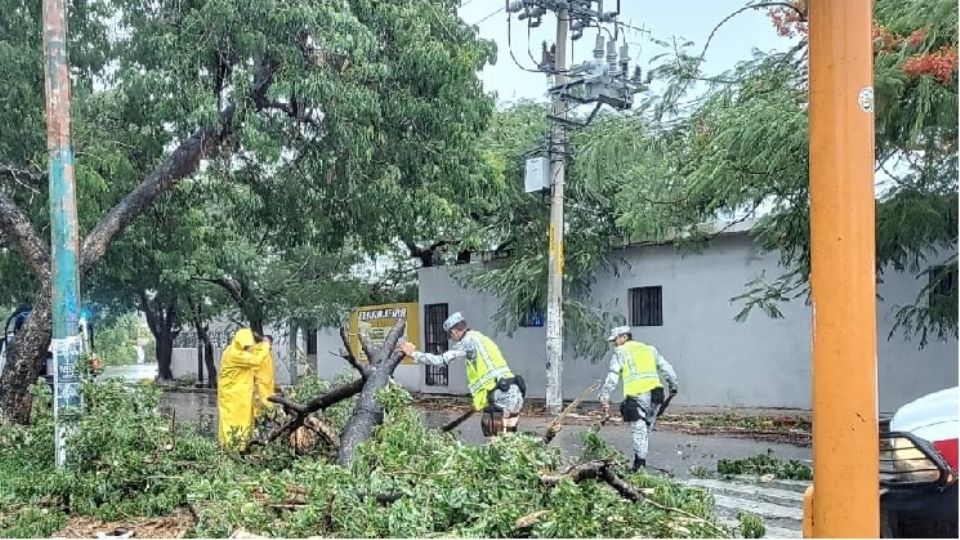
[0,0,500,418]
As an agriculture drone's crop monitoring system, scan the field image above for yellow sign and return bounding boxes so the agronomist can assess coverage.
[348,302,419,366]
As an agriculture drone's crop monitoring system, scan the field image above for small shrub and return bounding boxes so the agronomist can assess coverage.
[738,511,766,538]
[717,449,812,480]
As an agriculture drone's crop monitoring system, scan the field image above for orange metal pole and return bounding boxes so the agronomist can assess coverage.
[807,0,879,537]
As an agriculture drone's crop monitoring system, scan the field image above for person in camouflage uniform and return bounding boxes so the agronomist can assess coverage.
[599,326,678,470]
[399,312,525,438]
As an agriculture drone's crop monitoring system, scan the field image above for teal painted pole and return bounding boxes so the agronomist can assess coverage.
[42,0,81,468]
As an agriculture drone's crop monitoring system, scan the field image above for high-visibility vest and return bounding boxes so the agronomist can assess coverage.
[620,341,663,398]
[464,330,514,410]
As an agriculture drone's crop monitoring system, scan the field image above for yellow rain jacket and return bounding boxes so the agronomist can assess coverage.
[253,341,276,413]
[218,329,262,448]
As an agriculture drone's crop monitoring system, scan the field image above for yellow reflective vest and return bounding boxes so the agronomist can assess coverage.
[619,340,663,398]
[464,330,514,411]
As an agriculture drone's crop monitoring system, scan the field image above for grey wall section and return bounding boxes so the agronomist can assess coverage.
[403,233,957,413]
[313,327,439,393]
[171,321,315,387]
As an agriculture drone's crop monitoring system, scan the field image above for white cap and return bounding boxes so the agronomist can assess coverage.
[606,325,631,342]
[443,312,466,332]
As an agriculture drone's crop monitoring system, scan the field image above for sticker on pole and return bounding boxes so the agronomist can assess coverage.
[858,86,874,113]
[52,335,83,414]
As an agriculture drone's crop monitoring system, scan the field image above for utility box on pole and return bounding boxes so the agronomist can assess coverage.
[524,157,551,193]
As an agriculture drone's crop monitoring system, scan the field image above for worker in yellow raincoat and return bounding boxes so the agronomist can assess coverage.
[253,335,276,415]
[217,328,263,448]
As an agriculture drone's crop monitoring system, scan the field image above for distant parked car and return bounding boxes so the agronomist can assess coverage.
[880,386,958,538]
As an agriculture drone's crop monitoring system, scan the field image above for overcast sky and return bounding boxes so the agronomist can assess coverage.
[457,1,795,104]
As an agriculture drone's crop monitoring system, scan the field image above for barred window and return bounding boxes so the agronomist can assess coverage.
[629,286,663,327]
[519,305,545,327]
[423,304,450,386]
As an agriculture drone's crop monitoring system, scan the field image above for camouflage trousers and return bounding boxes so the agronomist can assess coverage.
[628,392,657,458]
[487,384,523,434]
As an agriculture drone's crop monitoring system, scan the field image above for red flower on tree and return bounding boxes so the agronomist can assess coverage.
[904,46,959,84]
[907,28,928,48]
[768,1,808,38]
[873,25,903,51]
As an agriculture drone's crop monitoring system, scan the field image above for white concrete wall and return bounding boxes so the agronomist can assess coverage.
[408,234,957,413]
[171,321,314,386]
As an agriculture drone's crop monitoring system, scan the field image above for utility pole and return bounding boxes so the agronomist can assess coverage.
[544,8,569,415]
[510,1,641,415]
[42,0,82,469]
[803,0,878,537]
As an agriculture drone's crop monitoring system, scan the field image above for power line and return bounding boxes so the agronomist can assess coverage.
[471,6,504,26]
[507,11,550,74]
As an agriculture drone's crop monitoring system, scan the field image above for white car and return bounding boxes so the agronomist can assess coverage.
[880,386,958,537]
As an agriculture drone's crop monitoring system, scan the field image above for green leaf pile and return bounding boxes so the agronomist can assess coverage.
[0,379,729,538]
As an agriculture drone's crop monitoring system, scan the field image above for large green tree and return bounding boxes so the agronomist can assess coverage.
[0,0,496,422]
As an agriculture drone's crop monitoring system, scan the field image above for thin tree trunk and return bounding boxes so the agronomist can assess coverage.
[247,312,265,336]
[240,284,265,335]
[142,292,179,382]
[155,333,174,381]
[0,288,52,424]
[199,325,216,388]
[196,332,204,386]
[207,276,266,334]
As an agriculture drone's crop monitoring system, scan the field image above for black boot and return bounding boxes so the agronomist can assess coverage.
[632,454,646,472]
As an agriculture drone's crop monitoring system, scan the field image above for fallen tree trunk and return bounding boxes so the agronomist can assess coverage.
[246,319,407,465]
[336,318,406,466]
[540,460,609,486]
[270,378,365,415]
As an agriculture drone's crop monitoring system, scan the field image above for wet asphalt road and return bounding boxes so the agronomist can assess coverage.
[157,389,811,478]
[101,364,811,478]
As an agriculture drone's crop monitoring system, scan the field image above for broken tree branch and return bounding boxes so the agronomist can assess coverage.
[540,460,607,486]
[0,165,45,190]
[543,382,600,444]
[357,491,404,506]
[358,332,376,365]
[304,415,340,449]
[270,377,365,415]
[540,460,727,536]
[440,409,475,432]
[244,378,365,452]
[338,326,369,377]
